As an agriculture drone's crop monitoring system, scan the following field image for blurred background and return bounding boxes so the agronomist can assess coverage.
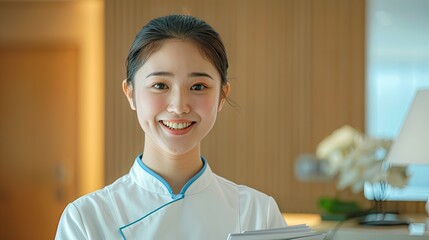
[0,0,427,239]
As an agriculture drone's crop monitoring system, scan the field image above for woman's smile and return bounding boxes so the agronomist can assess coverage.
[160,120,196,135]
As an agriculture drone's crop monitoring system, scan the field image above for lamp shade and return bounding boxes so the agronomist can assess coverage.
[386,89,429,166]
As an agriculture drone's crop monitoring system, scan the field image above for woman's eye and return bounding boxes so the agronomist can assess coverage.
[191,84,207,91]
[153,83,168,90]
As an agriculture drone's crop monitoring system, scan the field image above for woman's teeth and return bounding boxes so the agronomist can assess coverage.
[161,121,193,130]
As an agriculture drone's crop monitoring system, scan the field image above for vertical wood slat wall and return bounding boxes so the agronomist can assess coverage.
[105,0,425,213]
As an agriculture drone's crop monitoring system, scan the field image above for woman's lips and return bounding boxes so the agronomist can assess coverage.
[159,120,196,135]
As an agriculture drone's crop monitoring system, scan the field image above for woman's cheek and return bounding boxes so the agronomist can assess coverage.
[136,94,166,120]
[146,95,166,111]
[195,96,219,119]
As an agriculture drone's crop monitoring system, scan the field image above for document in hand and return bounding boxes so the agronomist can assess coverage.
[226,224,325,240]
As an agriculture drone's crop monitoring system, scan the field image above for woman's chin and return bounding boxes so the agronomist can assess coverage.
[162,143,198,156]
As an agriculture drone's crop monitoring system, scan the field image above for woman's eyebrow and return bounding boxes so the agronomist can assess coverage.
[145,71,213,80]
[145,71,173,79]
[189,72,213,80]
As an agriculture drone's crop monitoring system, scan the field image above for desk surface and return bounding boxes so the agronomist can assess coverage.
[282,213,429,240]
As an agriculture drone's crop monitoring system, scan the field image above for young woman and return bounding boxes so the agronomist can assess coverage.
[56,14,286,240]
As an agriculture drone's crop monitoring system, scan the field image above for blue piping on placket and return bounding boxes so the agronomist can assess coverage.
[118,155,207,239]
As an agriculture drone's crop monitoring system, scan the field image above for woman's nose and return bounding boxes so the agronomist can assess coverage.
[167,90,191,115]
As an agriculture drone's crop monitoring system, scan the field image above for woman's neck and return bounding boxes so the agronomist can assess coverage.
[141,141,203,194]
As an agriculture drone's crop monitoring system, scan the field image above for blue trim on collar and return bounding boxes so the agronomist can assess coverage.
[119,194,184,239]
[136,155,207,199]
[120,155,209,239]
[180,156,207,195]
[137,156,174,195]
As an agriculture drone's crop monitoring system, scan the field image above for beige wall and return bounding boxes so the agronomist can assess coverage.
[0,0,105,196]
[104,0,425,213]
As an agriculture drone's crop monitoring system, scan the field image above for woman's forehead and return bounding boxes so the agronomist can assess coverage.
[136,39,220,79]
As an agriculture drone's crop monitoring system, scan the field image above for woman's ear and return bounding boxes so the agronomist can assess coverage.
[218,82,230,112]
[122,79,136,110]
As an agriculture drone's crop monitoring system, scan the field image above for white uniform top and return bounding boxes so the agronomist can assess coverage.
[55,156,287,240]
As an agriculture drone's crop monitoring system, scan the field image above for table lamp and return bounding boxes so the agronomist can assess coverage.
[386,89,429,216]
[360,89,429,225]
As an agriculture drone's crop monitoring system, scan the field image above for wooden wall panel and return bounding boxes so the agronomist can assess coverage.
[105,0,424,213]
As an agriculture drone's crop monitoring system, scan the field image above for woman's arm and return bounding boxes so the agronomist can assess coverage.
[267,197,288,228]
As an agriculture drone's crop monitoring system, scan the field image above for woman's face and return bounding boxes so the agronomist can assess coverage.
[124,39,229,155]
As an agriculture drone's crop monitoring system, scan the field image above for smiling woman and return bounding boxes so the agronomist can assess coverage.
[55,15,286,240]
[124,39,224,158]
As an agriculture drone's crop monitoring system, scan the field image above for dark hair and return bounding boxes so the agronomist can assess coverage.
[126,15,229,90]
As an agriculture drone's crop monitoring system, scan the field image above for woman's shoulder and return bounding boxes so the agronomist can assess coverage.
[211,173,271,202]
[211,173,286,229]
[72,173,133,210]
[56,175,133,239]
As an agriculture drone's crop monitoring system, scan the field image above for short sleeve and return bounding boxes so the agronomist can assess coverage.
[267,196,288,228]
[55,203,88,240]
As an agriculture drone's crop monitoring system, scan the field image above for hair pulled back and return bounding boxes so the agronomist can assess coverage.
[126,15,229,88]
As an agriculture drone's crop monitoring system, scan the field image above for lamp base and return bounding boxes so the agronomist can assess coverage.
[358,213,410,226]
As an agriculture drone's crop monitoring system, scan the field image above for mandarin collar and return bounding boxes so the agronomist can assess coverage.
[129,155,213,199]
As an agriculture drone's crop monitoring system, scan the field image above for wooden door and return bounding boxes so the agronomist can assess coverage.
[0,45,78,239]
